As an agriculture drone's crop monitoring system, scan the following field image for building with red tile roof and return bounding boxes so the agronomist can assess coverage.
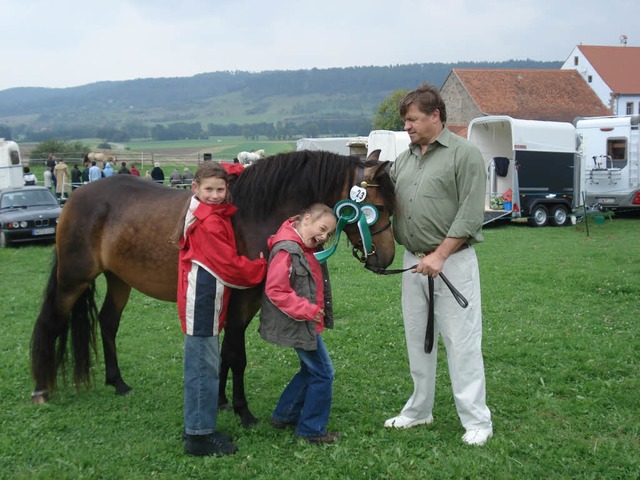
[561,44,640,116]
[440,69,611,129]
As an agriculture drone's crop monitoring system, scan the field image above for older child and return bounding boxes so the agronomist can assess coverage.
[178,161,266,456]
[259,203,339,444]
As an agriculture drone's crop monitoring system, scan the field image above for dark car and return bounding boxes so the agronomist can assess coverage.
[0,186,62,247]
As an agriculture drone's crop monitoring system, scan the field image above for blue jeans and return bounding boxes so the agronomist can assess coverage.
[272,335,334,437]
[184,334,220,436]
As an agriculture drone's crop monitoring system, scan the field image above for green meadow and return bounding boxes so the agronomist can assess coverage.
[0,218,638,479]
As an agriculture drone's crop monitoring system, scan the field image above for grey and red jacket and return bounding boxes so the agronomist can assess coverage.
[259,219,333,351]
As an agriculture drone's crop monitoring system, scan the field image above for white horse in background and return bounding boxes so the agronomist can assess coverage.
[237,149,265,165]
[85,152,117,167]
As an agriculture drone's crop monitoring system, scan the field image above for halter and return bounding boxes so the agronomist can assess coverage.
[314,165,390,264]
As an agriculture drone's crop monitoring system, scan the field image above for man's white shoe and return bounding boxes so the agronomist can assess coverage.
[384,414,433,429]
[462,427,493,446]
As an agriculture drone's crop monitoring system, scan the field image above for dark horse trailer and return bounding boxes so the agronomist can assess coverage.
[468,116,578,227]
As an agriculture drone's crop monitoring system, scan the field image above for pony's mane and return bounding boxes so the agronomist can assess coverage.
[231,150,396,221]
[231,150,361,221]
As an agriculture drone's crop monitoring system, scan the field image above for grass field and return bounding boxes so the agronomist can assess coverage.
[0,218,639,479]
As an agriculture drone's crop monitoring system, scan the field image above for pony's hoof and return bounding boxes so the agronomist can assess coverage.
[239,412,260,428]
[31,390,48,404]
[108,378,133,396]
[218,402,232,411]
[115,385,132,396]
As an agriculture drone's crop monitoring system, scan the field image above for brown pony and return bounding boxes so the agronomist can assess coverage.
[30,149,396,426]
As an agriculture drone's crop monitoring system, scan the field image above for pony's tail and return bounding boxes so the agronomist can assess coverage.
[31,253,67,396]
[30,253,99,398]
[169,196,191,248]
[70,283,99,389]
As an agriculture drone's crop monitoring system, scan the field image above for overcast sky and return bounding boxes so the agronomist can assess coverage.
[1,0,638,91]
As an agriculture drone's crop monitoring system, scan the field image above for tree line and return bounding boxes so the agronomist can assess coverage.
[0,59,561,142]
[5,115,372,143]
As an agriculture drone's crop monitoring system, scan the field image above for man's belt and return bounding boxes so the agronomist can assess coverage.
[413,243,468,259]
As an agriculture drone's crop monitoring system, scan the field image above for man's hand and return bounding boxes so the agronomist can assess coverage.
[413,252,445,278]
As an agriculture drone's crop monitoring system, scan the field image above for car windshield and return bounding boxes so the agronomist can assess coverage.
[0,190,58,209]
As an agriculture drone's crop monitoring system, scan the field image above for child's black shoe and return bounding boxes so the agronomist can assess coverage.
[184,432,238,456]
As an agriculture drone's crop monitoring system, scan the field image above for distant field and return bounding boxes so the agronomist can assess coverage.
[21,136,298,187]
[22,137,297,177]
[123,137,296,159]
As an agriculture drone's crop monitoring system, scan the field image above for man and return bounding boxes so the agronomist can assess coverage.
[71,163,82,190]
[53,157,71,199]
[385,83,493,446]
[118,161,130,174]
[88,161,102,182]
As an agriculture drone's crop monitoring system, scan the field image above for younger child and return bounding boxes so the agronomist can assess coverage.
[259,203,339,444]
[177,161,267,456]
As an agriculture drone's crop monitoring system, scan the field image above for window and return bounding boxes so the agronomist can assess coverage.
[607,138,627,169]
[574,56,579,66]
[626,102,634,115]
[587,75,592,83]
[9,149,20,165]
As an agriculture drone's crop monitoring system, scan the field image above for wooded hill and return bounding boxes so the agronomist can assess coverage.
[0,60,561,140]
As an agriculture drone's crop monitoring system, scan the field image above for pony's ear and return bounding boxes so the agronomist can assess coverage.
[376,160,391,177]
[367,149,382,161]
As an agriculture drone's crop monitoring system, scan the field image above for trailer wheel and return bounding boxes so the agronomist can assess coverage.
[549,205,569,227]
[528,205,549,227]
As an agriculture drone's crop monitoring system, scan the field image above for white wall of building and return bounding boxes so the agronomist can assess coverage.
[562,46,639,116]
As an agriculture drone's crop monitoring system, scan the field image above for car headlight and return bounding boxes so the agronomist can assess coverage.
[7,221,28,229]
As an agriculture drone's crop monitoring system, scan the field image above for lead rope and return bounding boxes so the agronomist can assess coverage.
[365,263,468,354]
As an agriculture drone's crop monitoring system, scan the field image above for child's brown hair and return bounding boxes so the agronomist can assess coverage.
[193,161,229,185]
[171,162,230,247]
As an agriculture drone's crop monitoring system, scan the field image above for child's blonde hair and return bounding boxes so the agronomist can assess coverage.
[297,203,335,222]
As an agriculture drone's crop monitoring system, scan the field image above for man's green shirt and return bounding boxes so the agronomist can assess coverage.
[390,127,487,253]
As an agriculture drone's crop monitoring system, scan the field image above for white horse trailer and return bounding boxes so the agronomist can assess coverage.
[575,115,640,209]
[366,130,411,162]
[468,116,578,227]
[0,139,24,189]
[296,137,365,156]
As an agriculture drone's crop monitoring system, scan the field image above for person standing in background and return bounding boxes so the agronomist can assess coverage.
[88,161,102,182]
[43,167,53,191]
[151,162,165,184]
[53,157,71,198]
[71,163,82,189]
[130,163,141,176]
[118,161,130,174]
